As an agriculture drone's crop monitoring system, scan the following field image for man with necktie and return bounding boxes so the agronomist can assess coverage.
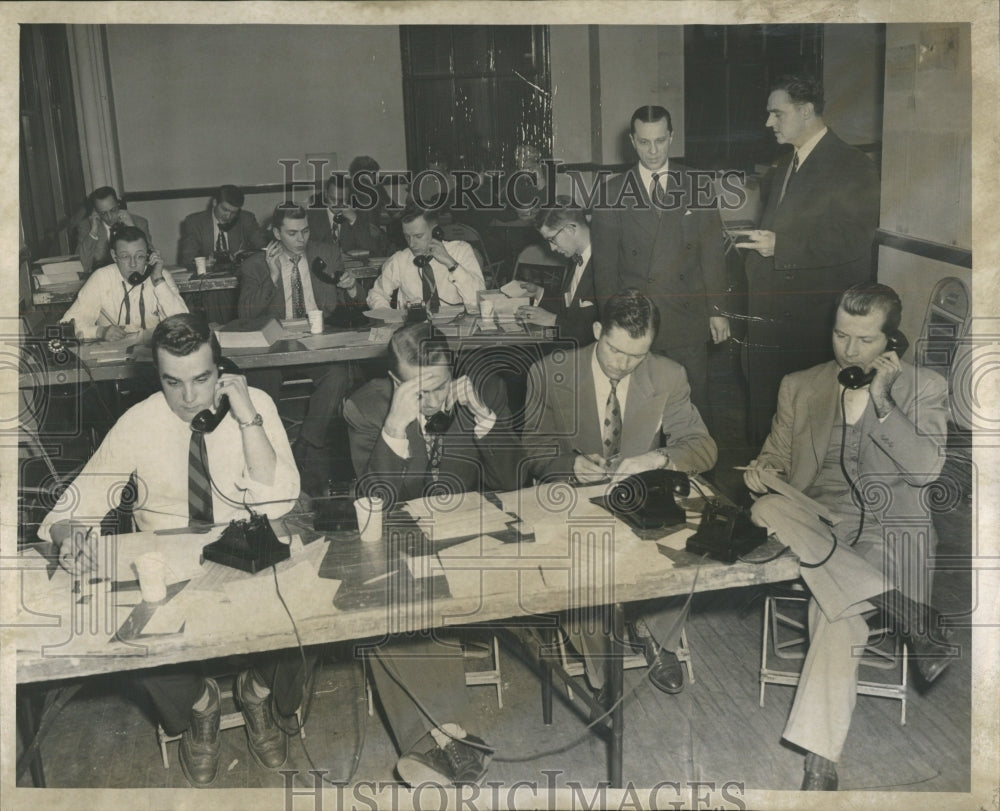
[591,105,731,422]
[522,289,717,703]
[76,186,154,274]
[515,202,599,348]
[734,75,881,445]
[178,184,268,271]
[239,203,363,494]
[307,174,388,255]
[39,313,304,787]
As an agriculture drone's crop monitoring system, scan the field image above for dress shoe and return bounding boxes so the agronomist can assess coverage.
[179,678,222,788]
[397,729,491,786]
[643,641,684,694]
[292,438,331,497]
[868,590,958,685]
[236,670,288,769]
[801,752,838,791]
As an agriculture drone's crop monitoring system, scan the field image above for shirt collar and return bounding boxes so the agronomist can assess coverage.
[795,126,828,167]
[637,161,670,192]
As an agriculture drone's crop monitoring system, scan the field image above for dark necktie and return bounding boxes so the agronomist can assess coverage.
[216,227,228,255]
[425,431,443,480]
[289,255,306,318]
[603,378,622,459]
[188,431,214,524]
[649,172,661,209]
[121,282,147,329]
[779,152,799,204]
[419,263,440,313]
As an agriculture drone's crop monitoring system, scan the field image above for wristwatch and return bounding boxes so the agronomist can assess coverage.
[446,261,459,273]
[238,413,263,430]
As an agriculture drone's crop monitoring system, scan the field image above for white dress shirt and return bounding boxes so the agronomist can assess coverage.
[38,387,300,538]
[61,264,188,340]
[591,345,632,432]
[794,126,828,169]
[367,240,484,310]
[565,244,592,307]
[278,251,319,319]
[637,161,670,203]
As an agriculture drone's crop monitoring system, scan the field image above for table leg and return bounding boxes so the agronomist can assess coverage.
[541,653,554,726]
[16,688,46,787]
[609,603,625,788]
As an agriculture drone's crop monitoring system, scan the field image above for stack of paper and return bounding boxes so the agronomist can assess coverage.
[215,318,285,350]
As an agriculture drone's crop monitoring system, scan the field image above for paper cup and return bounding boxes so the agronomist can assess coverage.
[133,553,168,603]
[307,309,324,334]
[194,257,207,275]
[354,496,384,542]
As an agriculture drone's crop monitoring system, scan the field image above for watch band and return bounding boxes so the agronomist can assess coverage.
[238,413,263,430]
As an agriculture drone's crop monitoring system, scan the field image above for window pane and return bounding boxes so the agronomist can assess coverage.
[407,26,453,75]
[452,26,491,74]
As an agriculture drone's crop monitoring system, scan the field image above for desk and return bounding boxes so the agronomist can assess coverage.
[12,483,798,785]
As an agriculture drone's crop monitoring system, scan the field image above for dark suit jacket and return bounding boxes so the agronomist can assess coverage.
[755,360,947,601]
[76,213,153,274]
[178,209,267,269]
[536,257,598,348]
[343,375,520,506]
[523,344,717,480]
[590,164,728,355]
[237,242,350,320]
[306,208,388,255]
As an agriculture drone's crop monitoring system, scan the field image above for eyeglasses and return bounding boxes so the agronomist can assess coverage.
[116,252,149,267]
[544,224,571,247]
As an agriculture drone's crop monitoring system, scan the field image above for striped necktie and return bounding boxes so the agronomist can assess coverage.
[216,227,228,255]
[188,431,214,524]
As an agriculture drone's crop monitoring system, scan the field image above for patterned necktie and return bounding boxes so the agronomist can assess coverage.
[425,431,443,480]
[779,152,799,204]
[419,263,440,314]
[289,255,306,318]
[188,431,214,524]
[603,378,622,459]
[216,227,228,256]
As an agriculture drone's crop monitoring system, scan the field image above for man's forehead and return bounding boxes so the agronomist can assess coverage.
[835,308,886,333]
[403,218,428,233]
[603,326,651,352]
[278,218,308,231]
[95,196,118,210]
[633,119,670,138]
[157,344,216,376]
[114,238,147,254]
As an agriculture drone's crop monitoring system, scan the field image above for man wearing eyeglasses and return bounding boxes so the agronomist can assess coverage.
[61,225,188,343]
[76,186,154,274]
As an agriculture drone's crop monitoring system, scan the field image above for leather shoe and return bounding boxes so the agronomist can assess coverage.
[911,622,958,685]
[645,644,684,694]
[179,678,222,788]
[397,729,492,786]
[236,670,288,769]
[801,753,838,791]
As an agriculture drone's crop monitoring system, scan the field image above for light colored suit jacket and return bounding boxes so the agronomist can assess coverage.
[76,213,153,274]
[523,345,717,480]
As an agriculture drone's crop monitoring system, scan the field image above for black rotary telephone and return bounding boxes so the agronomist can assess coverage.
[837,331,909,389]
[190,357,241,433]
[600,469,691,533]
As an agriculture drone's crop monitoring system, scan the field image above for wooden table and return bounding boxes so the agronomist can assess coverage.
[11,483,798,786]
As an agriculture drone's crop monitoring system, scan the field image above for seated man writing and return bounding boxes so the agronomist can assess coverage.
[238,202,363,493]
[343,322,519,786]
[61,224,188,343]
[38,313,305,787]
[744,283,958,791]
[367,206,484,312]
[523,289,718,702]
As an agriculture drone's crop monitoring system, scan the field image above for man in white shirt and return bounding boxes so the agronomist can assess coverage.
[75,186,154,274]
[40,313,304,787]
[61,225,188,343]
[367,207,484,312]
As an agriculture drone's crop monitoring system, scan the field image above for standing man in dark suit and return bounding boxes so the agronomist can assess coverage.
[591,105,730,421]
[343,322,519,786]
[76,186,154,274]
[523,290,717,699]
[735,75,881,445]
[238,202,363,493]
[515,202,599,348]
[307,174,388,255]
[178,184,268,270]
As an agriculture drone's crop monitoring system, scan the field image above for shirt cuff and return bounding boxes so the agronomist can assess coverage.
[381,427,411,459]
[473,411,496,439]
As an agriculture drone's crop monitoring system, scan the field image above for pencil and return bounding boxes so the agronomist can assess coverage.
[733,466,781,472]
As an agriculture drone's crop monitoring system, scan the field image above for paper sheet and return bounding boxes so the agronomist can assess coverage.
[364,308,405,323]
[298,330,373,350]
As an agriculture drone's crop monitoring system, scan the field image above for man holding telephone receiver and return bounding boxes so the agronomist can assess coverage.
[61,224,188,342]
[744,283,957,791]
[367,206,484,312]
[38,313,304,787]
[76,185,154,274]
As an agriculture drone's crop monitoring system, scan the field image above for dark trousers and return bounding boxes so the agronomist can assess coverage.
[654,341,710,429]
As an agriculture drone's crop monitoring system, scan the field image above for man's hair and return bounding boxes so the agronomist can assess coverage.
[630,105,673,134]
[151,313,222,370]
[88,186,119,209]
[401,204,438,228]
[600,288,660,339]
[272,201,308,230]
[110,225,148,251]
[539,202,588,231]
[349,155,380,176]
[771,74,825,115]
[837,283,902,336]
[215,184,245,208]
[387,322,451,378]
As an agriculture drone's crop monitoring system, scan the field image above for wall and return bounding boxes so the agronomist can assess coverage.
[106,25,406,263]
[549,26,594,165]
[823,23,884,145]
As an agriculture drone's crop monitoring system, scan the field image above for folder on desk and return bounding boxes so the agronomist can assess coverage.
[215,318,284,349]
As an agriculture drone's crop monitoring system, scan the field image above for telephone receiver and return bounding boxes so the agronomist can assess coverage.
[332,211,348,225]
[191,357,241,434]
[608,469,690,530]
[424,407,456,435]
[127,261,156,287]
[413,254,433,270]
[837,331,909,389]
[432,225,445,241]
[309,255,344,286]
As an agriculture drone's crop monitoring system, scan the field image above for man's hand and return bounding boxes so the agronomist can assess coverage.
[743,457,781,495]
[516,305,556,327]
[448,375,494,423]
[573,452,609,484]
[612,451,667,479]
[384,377,421,439]
[265,241,284,286]
[88,210,102,236]
[101,324,128,342]
[337,268,359,297]
[709,316,731,344]
[52,523,98,575]
[427,239,456,269]
[115,210,136,228]
[148,249,165,283]
[868,350,903,418]
[733,229,776,258]
[216,371,255,425]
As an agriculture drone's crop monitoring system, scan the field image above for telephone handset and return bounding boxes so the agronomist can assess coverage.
[332,211,348,226]
[413,254,433,270]
[309,255,344,286]
[425,408,456,434]
[837,331,909,389]
[431,225,445,241]
[191,357,241,434]
[127,260,156,287]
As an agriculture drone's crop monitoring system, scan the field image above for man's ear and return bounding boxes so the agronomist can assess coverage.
[592,321,603,342]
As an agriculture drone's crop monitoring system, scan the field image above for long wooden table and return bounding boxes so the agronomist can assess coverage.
[11,483,799,786]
